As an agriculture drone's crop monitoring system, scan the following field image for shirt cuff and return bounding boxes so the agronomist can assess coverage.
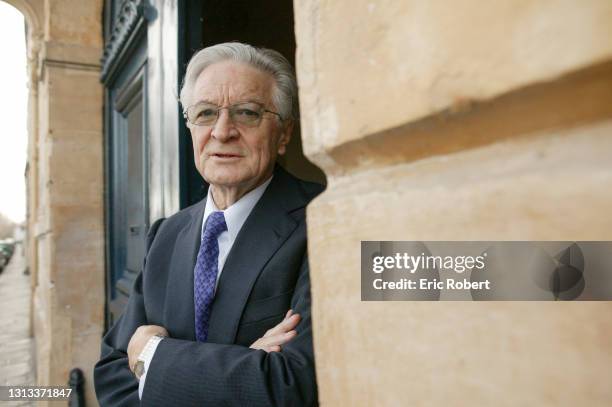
[137,336,163,400]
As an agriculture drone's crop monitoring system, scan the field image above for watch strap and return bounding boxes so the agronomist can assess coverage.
[134,334,165,380]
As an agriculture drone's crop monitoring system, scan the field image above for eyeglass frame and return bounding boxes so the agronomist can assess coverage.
[182,100,284,127]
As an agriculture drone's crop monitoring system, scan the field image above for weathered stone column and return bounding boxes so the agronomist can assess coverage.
[295,1,612,405]
[20,1,105,405]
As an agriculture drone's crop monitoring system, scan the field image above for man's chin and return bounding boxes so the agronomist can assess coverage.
[203,173,248,189]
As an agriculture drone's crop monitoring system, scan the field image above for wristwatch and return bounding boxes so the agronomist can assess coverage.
[133,334,165,380]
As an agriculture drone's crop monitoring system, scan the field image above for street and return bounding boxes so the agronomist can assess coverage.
[0,245,35,406]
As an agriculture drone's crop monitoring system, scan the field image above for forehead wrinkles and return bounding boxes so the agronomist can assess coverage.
[206,83,266,104]
[192,62,275,106]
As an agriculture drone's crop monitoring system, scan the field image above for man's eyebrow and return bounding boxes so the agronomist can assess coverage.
[192,98,267,106]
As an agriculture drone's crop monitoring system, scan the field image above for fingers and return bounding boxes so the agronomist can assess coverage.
[248,309,303,353]
[250,329,297,353]
[156,326,169,337]
[264,311,301,338]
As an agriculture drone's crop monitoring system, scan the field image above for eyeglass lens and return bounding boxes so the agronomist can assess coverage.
[187,102,264,126]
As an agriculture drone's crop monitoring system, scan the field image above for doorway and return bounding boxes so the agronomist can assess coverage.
[178,0,326,207]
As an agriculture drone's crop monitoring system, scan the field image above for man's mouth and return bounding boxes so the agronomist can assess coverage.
[210,153,242,159]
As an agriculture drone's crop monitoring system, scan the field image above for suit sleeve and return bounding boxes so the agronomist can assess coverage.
[93,218,165,407]
[140,253,319,407]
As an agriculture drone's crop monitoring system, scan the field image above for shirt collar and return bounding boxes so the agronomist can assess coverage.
[202,176,273,240]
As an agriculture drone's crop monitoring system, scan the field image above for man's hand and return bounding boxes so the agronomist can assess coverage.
[249,309,301,353]
[127,325,169,372]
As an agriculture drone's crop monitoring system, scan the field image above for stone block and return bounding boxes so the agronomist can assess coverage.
[307,120,612,406]
[43,40,102,68]
[47,136,103,207]
[45,66,103,133]
[295,0,612,157]
[46,0,103,47]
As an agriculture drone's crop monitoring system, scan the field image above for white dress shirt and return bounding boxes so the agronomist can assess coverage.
[138,176,273,399]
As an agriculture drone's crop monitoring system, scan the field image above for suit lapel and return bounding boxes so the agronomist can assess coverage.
[164,199,205,341]
[206,167,304,344]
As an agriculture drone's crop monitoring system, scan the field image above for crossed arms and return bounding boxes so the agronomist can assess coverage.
[93,253,318,406]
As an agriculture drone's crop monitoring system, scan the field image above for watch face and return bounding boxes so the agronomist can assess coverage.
[134,361,145,380]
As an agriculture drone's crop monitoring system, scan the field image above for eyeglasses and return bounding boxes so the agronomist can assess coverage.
[183,101,283,127]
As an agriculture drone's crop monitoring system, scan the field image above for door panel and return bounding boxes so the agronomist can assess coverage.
[102,0,152,328]
[126,97,146,273]
[108,63,149,325]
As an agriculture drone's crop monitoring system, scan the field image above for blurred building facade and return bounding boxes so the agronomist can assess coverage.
[4,0,104,405]
[6,0,612,406]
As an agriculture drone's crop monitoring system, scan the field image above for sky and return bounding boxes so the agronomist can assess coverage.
[0,2,27,223]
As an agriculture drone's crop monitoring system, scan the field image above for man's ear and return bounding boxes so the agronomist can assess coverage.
[277,120,294,156]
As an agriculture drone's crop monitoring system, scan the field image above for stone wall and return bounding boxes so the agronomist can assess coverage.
[5,0,105,405]
[295,1,612,406]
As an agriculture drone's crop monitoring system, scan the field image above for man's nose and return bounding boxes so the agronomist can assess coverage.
[211,109,237,141]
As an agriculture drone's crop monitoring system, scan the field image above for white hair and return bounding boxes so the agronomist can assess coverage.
[180,42,298,121]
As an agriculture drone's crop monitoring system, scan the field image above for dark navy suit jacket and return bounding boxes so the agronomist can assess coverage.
[94,166,323,406]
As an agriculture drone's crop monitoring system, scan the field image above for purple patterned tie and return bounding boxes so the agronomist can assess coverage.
[194,211,227,342]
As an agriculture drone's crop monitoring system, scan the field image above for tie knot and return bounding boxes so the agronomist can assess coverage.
[204,211,227,239]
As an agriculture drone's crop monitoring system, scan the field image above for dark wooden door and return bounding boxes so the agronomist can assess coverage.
[102,0,149,326]
[109,65,149,324]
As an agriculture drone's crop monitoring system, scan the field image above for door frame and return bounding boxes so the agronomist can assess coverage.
[101,0,150,329]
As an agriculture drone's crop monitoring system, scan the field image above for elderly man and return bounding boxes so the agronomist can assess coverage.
[94,42,322,406]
